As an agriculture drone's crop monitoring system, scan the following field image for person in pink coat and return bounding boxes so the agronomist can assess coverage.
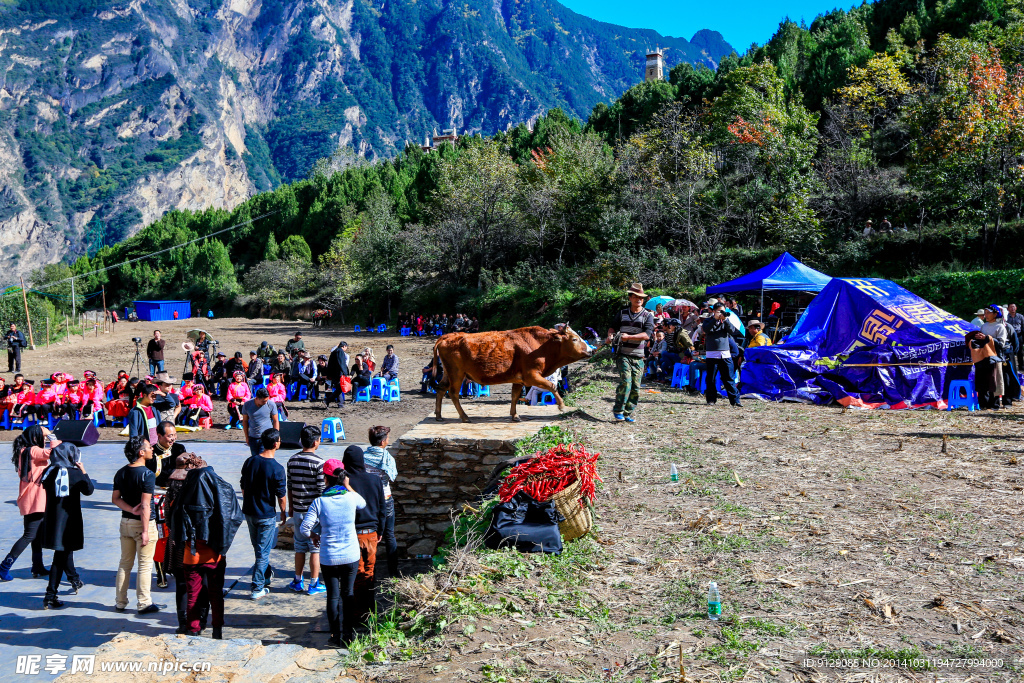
[0,426,62,582]
[266,372,288,419]
[225,371,251,429]
[180,384,213,425]
[76,378,105,419]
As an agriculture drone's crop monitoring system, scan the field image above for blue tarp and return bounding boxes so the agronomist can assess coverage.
[706,252,832,294]
[741,278,977,409]
[134,300,191,321]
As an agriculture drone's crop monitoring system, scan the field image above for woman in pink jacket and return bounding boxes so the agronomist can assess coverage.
[224,371,251,429]
[267,373,288,418]
[180,383,213,426]
[77,378,105,420]
[0,426,67,583]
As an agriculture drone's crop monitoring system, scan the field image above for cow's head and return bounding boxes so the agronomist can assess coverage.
[559,322,593,360]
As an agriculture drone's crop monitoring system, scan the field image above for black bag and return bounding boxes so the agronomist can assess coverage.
[483,492,564,554]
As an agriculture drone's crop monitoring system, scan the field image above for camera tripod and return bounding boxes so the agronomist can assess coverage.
[129,339,144,377]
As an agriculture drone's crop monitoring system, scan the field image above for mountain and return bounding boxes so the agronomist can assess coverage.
[0,0,734,280]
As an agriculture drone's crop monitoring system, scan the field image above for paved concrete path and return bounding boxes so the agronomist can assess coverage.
[0,440,357,680]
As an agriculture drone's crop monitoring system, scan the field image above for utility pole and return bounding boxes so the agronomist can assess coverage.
[102,285,107,333]
[71,277,76,318]
[19,276,35,349]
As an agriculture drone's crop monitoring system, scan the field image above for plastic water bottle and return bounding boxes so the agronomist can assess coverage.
[707,582,721,620]
[670,464,679,482]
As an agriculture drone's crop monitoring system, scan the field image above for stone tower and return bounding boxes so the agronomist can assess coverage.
[645,47,664,81]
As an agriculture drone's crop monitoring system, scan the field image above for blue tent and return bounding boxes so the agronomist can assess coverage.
[741,278,982,409]
[134,300,191,321]
[706,252,832,294]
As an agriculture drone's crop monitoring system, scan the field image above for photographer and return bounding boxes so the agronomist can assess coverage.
[701,303,742,408]
[6,323,27,373]
[147,331,166,376]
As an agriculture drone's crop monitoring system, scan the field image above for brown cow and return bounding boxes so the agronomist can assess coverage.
[432,324,592,422]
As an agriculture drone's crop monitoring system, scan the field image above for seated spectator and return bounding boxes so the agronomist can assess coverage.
[296,351,318,401]
[210,353,228,396]
[225,352,246,380]
[246,351,264,389]
[78,377,104,419]
[377,345,399,382]
[267,373,288,418]
[469,317,479,332]
[648,330,667,381]
[225,371,252,430]
[653,303,669,322]
[361,347,376,373]
[285,331,305,359]
[256,341,276,360]
[179,374,197,402]
[421,357,443,393]
[11,379,35,419]
[351,355,371,393]
[314,355,329,401]
[105,377,133,419]
[746,320,772,347]
[271,351,291,379]
[179,384,212,426]
[525,372,560,405]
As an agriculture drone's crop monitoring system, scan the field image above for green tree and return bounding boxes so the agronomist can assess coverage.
[280,234,312,264]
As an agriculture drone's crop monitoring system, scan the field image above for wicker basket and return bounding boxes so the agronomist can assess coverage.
[549,479,592,541]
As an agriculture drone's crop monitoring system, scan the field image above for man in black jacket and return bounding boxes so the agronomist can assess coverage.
[701,303,742,408]
[341,445,385,624]
[325,341,350,407]
[6,323,27,373]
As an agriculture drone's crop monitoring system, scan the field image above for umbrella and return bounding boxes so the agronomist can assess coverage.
[673,298,697,309]
[186,329,209,341]
[645,295,674,311]
[727,311,745,335]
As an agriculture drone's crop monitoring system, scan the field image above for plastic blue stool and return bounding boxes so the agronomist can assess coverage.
[11,412,36,429]
[378,324,386,333]
[286,382,298,401]
[354,325,361,333]
[691,367,703,393]
[385,383,401,402]
[297,384,309,401]
[946,379,979,411]
[370,377,386,400]
[0,408,10,430]
[321,417,345,443]
[539,391,557,405]
[354,386,371,403]
[475,384,491,398]
[94,409,105,427]
[401,327,410,336]
[670,363,687,388]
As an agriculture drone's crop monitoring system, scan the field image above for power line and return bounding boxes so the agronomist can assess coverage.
[5,209,280,300]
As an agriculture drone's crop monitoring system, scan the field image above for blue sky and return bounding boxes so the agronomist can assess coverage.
[559,1,853,53]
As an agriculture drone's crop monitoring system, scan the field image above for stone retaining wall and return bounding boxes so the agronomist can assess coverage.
[392,435,516,556]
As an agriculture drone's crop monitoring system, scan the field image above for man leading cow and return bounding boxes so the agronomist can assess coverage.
[606,282,655,423]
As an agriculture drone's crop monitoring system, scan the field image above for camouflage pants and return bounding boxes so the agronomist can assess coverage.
[613,355,644,415]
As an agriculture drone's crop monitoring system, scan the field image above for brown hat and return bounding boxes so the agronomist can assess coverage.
[626,282,647,298]
[152,372,178,385]
[748,319,763,329]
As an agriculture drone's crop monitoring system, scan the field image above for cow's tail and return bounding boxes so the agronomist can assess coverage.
[431,341,441,379]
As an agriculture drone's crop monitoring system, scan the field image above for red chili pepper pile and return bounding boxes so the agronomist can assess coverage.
[498,443,601,505]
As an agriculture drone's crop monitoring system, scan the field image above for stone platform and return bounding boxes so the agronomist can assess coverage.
[393,403,573,555]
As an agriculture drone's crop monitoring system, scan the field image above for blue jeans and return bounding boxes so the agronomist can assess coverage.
[246,515,278,592]
[149,359,165,375]
[248,440,263,458]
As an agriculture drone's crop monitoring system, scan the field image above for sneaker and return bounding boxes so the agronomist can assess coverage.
[266,567,275,587]
[613,413,625,421]
[624,415,636,423]
[287,578,305,593]
[69,579,84,595]
[223,423,232,430]
[250,587,269,600]
[306,579,326,595]
[137,603,164,615]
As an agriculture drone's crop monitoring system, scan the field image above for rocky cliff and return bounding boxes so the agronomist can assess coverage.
[0,0,734,281]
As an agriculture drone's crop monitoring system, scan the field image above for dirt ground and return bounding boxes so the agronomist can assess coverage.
[0,317,469,444]
[367,361,1024,683]
[7,321,1024,681]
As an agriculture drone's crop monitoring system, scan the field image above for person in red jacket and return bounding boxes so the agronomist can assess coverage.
[11,379,35,419]
[180,384,213,426]
[224,371,252,429]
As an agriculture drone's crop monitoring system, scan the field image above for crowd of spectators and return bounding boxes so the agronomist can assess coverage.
[396,312,479,335]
